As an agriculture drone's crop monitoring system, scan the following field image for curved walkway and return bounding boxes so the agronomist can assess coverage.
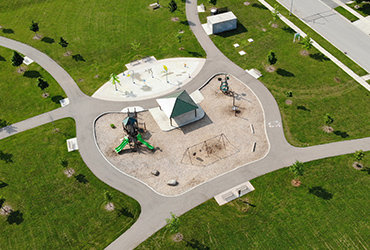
[0,0,369,248]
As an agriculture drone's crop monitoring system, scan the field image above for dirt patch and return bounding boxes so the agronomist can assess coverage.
[172,233,184,242]
[322,125,334,133]
[64,168,75,177]
[291,179,301,187]
[244,1,250,6]
[261,28,267,32]
[334,77,341,83]
[178,47,185,50]
[0,205,12,216]
[265,65,276,72]
[42,92,50,98]
[171,17,179,22]
[63,51,72,57]
[300,50,309,56]
[32,34,43,40]
[94,74,100,79]
[271,23,278,28]
[352,162,363,170]
[178,30,184,34]
[105,202,115,211]
[17,66,27,74]
[78,78,84,82]
[285,99,293,105]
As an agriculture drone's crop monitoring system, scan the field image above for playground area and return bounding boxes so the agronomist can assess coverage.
[92,57,206,101]
[94,75,269,195]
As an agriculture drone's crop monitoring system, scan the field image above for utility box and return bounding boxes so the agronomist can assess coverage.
[206,11,237,34]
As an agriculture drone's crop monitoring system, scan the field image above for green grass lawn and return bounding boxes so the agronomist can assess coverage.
[0,47,65,126]
[0,118,140,249]
[0,0,205,96]
[334,6,360,22]
[199,0,370,146]
[137,152,370,249]
[347,2,370,17]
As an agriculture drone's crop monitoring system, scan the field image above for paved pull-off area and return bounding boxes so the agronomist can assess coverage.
[0,0,370,249]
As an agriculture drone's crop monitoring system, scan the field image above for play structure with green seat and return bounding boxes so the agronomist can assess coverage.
[114,110,154,153]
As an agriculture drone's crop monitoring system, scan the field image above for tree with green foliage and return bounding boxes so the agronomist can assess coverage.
[301,36,313,50]
[37,77,49,92]
[169,0,177,12]
[11,51,24,67]
[30,21,39,35]
[59,37,69,51]
[289,161,304,180]
[267,51,277,65]
[110,73,120,91]
[104,191,113,204]
[271,5,280,23]
[324,113,334,125]
[353,150,365,162]
[166,212,180,233]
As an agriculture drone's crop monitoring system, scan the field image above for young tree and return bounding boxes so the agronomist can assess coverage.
[37,77,49,92]
[176,33,183,43]
[354,150,365,162]
[59,37,69,51]
[169,0,177,12]
[301,36,313,50]
[267,51,277,65]
[166,212,180,233]
[289,161,304,181]
[324,113,334,125]
[11,51,24,67]
[104,191,113,204]
[29,21,39,35]
[110,73,120,91]
[271,5,280,23]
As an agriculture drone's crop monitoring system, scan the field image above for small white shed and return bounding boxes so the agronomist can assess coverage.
[206,11,237,34]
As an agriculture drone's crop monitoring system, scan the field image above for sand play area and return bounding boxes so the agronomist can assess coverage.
[94,75,269,195]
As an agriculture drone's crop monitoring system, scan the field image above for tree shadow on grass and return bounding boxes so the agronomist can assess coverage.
[358,3,370,15]
[7,210,24,225]
[41,37,55,44]
[23,70,42,78]
[308,186,333,200]
[0,118,10,128]
[309,53,330,62]
[215,21,248,38]
[361,167,370,174]
[0,55,6,61]
[185,239,210,250]
[2,29,14,34]
[51,95,64,104]
[116,207,134,218]
[282,26,295,34]
[186,50,203,57]
[72,54,86,62]
[277,68,295,77]
[75,174,88,184]
[180,20,195,26]
[0,180,8,188]
[296,105,310,112]
[0,150,13,163]
[252,3,268,10]
[333,130,349,138]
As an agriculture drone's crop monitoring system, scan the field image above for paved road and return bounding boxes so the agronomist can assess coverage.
[278,0,370,73]
[0,0,369,248]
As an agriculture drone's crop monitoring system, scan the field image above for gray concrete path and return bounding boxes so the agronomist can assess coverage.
[0,1,369,248]
[277,0,370,73]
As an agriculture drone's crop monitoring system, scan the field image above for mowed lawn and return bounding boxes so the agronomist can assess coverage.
[0,0,205,95]
[0,119,140,249]
[0,47,65,125]
[199,0,370,146]
[138,152,370,249]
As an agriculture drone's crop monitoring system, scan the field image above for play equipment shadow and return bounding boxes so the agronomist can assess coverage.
[282,26,295,34]
[0,55,6,61]
[180,113,213,135]
[308,186,333,200]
